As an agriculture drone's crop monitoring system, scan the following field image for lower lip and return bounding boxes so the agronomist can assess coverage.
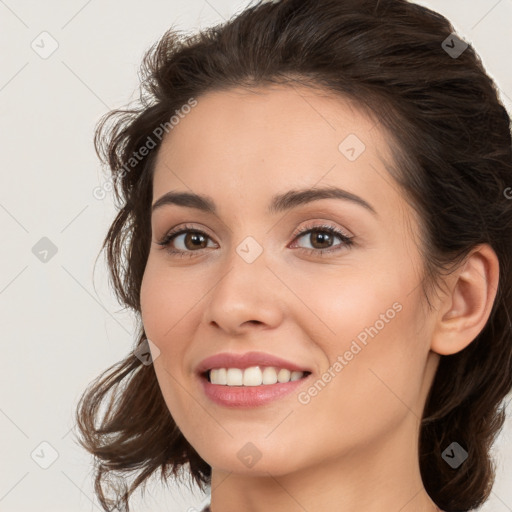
[199,373,311,407]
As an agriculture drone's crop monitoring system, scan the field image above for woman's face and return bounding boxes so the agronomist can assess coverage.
[140,85,441,476]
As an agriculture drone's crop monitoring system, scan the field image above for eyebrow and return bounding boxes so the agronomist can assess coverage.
[151,186,377,216]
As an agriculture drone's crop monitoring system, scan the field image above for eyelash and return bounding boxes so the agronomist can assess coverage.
[155,222,354,258]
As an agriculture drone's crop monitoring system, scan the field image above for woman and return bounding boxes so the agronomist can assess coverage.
[75,0,512,511]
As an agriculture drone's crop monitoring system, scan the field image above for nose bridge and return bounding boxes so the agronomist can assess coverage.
[203,233,283,331]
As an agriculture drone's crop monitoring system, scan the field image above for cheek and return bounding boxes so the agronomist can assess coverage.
[140,260,195,344]
[318,293,428,430]
[289,266,403,351]
[298,266,428,420]
[139,259,212,381]
[140,263,186,379]
[139,263,198,426]
[140,264,166,340]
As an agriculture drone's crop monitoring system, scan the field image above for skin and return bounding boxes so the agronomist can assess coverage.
[139,84,499,512]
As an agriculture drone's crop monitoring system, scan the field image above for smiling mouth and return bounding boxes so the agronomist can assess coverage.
[202,367,312,386]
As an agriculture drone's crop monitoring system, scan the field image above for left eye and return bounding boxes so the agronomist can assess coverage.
[291,226,353,253]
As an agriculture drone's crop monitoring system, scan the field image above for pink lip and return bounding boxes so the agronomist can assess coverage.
[195,351,312,408]
[195,351,311,374]
[199,374,311,408]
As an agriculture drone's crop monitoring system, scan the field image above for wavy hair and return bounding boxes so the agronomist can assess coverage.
[74,0,512,510]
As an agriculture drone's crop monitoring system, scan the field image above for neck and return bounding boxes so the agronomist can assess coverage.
[209,414,440,512]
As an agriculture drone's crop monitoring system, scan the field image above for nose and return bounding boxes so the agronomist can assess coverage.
[202,246,284,335]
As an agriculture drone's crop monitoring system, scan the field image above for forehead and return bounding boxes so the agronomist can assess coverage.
[152,84,404,218]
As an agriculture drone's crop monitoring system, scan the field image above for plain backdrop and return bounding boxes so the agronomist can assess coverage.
[1,0,511,510]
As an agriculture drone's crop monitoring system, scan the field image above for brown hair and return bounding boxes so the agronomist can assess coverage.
[74,0,512,510]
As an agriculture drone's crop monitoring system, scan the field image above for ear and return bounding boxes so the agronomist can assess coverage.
[430,244,500,356]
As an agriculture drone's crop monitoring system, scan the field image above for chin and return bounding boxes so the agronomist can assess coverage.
[195,439,307,477]
[209,456,300,476]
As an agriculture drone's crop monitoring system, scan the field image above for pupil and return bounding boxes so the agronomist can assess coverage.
[313,231,331,248]
[187,232,206,249]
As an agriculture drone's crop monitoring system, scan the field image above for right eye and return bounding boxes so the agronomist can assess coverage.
[156,224,217,257]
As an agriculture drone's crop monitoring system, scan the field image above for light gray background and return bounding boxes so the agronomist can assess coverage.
[0,0,511,510]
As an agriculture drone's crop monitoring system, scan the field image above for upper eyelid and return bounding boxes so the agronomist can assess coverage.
[291,221,351,238]
[159,222,351,245]
[152,204,359,234]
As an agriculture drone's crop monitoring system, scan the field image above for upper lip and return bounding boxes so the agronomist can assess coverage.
[196,351,312,375]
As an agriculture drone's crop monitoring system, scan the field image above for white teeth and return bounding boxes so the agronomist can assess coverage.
[277,368,291,383]
[209,368,227,385]
[243,366,262,386]
[208,366,307,386]
[262,366,278,385]
[226,368,243,385]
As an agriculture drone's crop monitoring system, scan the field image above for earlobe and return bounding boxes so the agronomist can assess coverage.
[430,244,500,356]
